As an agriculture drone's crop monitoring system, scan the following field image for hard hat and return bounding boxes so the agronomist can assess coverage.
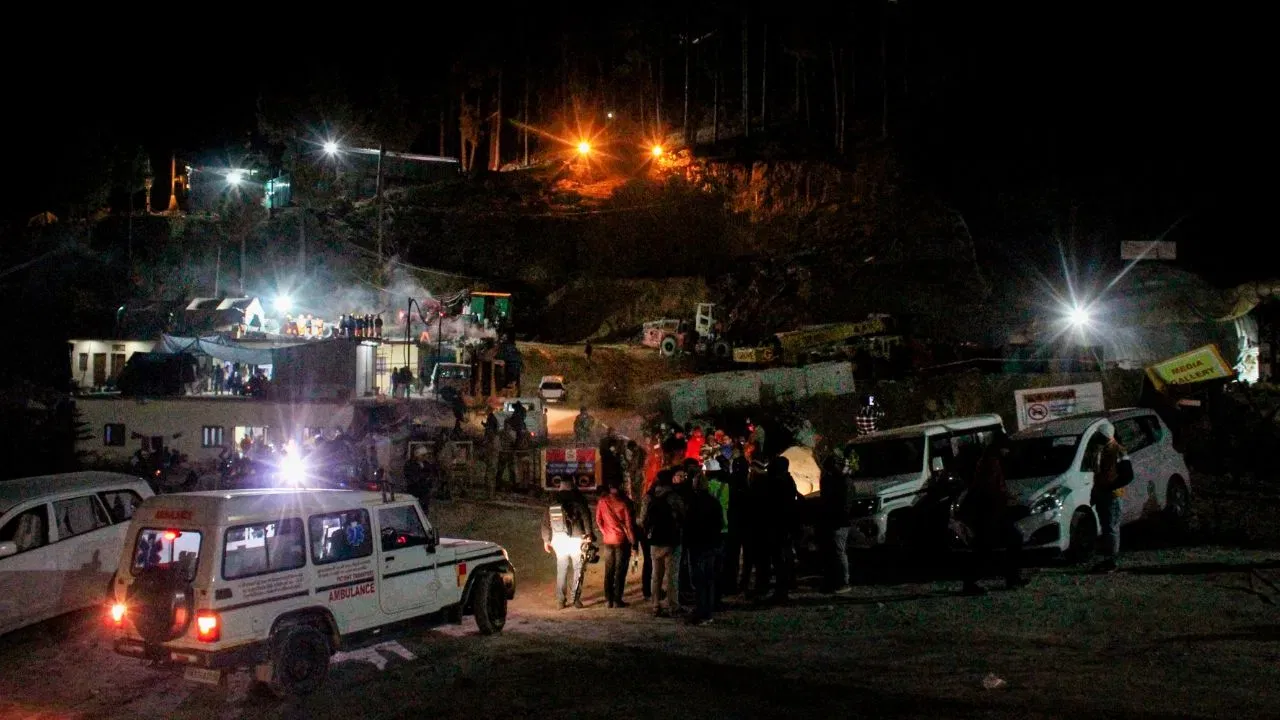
[1095,420,1116,439]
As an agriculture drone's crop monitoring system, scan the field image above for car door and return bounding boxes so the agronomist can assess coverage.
[1112,418,1154,523]
[0,504,56,634]
[375,503,441,617]
[50,494,115,614]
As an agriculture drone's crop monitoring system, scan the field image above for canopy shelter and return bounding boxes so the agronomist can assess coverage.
[161,335,274,366]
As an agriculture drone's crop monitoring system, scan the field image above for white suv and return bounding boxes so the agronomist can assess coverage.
[109,489,515,695]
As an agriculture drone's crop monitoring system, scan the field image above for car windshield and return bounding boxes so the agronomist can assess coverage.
[847,437,924,478]
[131,528,202,581]
[541,383,564,391]
[1003,435,1081,479]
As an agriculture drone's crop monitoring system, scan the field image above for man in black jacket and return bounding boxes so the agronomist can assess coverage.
[640,469,686,617]
[819,445,855,594]
[540,479,596,609]
[685,472,725,625]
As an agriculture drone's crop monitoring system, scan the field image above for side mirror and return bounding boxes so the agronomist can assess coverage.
[0,541,17,559]
[930,457,945,474]
[424,525,439,553]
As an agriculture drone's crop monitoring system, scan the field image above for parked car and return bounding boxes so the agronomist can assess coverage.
[1003,408,1191,562]
[494,397,549,444]
[110,488,515,696]
[0,472,155,635]
[843,414,1007,551]
[538,375,567,403]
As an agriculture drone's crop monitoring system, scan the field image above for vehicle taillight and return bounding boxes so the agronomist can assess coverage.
[195,612,221,642]
[109,603,127,626]
[457,563,467,588]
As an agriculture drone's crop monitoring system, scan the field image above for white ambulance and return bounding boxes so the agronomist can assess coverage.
[108,488,514,695]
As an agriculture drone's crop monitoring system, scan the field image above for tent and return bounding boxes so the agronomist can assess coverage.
[160,335,274,366]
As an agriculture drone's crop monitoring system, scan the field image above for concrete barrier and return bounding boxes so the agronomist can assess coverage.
[652,361,857,425]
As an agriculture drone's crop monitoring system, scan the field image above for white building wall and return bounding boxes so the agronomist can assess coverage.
[75,397,354,467]
[69,339,157,388]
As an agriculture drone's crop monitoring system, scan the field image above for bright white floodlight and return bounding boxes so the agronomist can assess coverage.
[274,295,293,313]
[226,170,244,186]
[322,140,339,156]
[1068,305,1091,328]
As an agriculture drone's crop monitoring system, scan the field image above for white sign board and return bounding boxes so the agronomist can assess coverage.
[1014,382,1105,431]
[1120,241,1176,260]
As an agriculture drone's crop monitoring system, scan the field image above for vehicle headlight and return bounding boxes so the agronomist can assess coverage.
[1029,486,1069,517]
[280,454,308,486]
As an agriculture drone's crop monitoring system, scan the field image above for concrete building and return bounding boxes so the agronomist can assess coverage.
[68,339,158,390]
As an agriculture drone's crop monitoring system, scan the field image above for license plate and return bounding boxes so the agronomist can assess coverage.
[183,667,224,685]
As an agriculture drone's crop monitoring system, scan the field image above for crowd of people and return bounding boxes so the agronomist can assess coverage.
[540,412,1136,618]
[542,421,805,625]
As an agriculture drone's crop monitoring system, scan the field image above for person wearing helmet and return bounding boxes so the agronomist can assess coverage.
[1090,421,1127,573]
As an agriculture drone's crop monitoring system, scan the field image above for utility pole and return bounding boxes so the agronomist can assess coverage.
[214,244,221,296]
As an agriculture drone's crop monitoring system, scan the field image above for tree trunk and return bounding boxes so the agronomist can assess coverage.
[881,4,889,140]
[830,43,841,150]
[491,68,503,171]
[459,91,468,172]
[741,14,749,138]
[523,57,531,166]
[683,8,691,145]
[713,35,721,144]
[760,23,767,124]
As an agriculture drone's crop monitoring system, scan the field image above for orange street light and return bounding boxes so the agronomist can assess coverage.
[651,145,664,157]
[577,141,591,155]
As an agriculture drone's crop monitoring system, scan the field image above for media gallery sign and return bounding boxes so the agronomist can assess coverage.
[1014,382,1106,431]
[1146,344,1234,390]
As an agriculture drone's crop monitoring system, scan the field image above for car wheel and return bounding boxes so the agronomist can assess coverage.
[1066,508,1097,565]
[474,573,508,635]
[659,336,678,357]
[1165,476,1191,529]
[267,624,331,697]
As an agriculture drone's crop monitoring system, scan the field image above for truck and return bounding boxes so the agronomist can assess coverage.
[641,303,734,360]
[732,315,900,366]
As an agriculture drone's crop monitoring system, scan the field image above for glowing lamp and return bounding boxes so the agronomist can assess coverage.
[274,295,293,313]
[1068,306,1091,328]
[280,451,307,486]
[577,141,591,155]
[226,171,243,186]
[322,140,339,156]
[651,145,664,157]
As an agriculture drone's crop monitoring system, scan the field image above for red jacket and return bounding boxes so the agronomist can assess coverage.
[594,493,636,546]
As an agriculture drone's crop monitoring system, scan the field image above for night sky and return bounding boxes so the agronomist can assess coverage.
[5,5,1261,283]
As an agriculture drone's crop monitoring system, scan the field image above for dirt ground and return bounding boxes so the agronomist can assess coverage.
[2,499,1278,720]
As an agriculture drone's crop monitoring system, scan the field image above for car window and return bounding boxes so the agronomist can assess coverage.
[131,528,202,581]
[378,505,431,551]
[1115,419,1153,453]
[1140,415,1166,444]
[309,510,373,564]
[52,495,110,540]
[1081,433,1108,471]
[0,506,51,554]
[98,490,145,524]
[223,518,306,580]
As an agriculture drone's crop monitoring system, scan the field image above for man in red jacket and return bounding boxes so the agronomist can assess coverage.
[595,482,637,608]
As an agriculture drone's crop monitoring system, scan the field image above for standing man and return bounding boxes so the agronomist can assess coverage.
[819,445,855,594]
[404,445,435,518]
[584,338,593,367]
[640,469,686,617]
[855,394,885,436]
[541,478,596,609]
[685,471,725,625]
[595,482,636,608]
[1091,421,1128,574]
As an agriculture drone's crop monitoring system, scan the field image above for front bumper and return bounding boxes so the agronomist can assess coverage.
[114,636,267,670]
[1016,510,1068,552]
[848,515,887,548]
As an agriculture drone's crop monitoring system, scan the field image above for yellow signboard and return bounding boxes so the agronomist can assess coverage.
[1146,344,1234,390]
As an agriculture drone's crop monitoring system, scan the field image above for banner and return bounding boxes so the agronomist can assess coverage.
[1146,344,1234,390]
[541,447,600,490]
[1014,382,1105,431]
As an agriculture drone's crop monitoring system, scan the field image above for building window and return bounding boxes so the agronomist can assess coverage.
[202,426,225,448]
[376,354,388,375]
[79,353,88,372]
[104,424,126,447]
